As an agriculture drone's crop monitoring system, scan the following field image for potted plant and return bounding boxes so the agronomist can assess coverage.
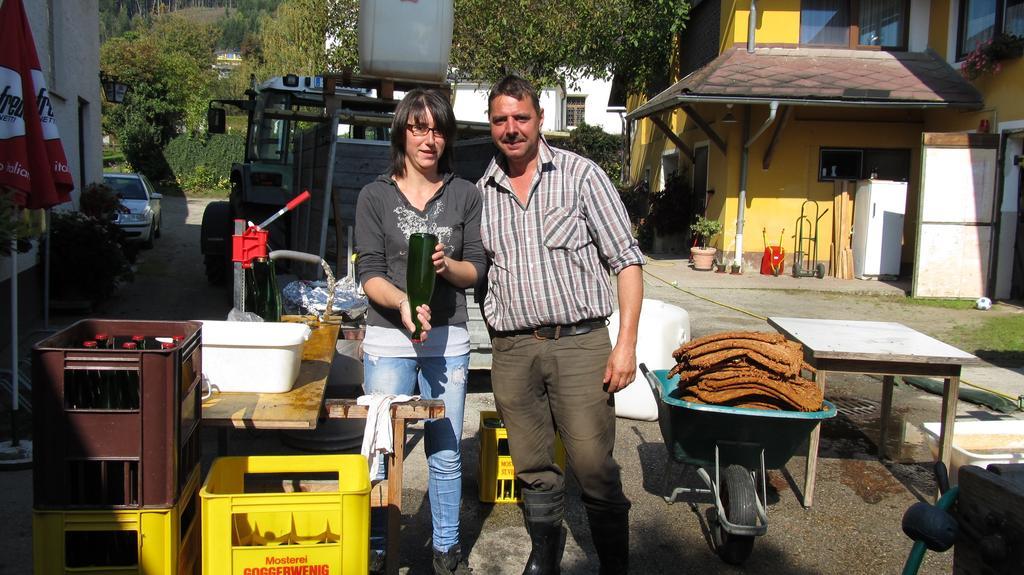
[689,216,722,271]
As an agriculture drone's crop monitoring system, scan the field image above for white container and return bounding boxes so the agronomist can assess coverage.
[200,321,311,394]
[358,0,454,82]
[608,299,691,421]
[921,420,1024,485]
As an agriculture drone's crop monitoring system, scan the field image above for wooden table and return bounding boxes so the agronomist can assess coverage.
[201,317,443,575]
[767,317,979,507]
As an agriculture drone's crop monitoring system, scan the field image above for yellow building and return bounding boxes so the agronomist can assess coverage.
[628,0,1023,299]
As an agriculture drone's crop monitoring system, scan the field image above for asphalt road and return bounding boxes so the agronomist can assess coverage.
[5,192,1019,574]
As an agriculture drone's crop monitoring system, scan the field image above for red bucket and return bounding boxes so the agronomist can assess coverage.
[760,246,784,276]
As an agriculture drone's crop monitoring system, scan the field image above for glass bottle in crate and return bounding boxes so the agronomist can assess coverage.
[71,341,99,409]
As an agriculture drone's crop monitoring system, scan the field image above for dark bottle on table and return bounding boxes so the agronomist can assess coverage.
[406,232,438,340]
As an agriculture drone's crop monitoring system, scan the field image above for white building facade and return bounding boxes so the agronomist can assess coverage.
[1,0,102,351]
[452,75,623,135]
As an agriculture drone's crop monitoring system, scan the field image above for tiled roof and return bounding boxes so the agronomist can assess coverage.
[628,47,983,119]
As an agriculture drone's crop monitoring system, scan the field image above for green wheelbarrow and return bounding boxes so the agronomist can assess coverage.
[641,364,837,565]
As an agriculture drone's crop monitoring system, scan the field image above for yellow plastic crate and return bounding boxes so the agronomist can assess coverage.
[478,411,566,503]
[34,467,201,574]
[200,454,370,575]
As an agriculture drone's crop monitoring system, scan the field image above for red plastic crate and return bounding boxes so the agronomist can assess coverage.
[32,319,203,509]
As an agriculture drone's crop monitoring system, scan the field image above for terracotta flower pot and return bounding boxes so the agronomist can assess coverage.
[691,246,717,271]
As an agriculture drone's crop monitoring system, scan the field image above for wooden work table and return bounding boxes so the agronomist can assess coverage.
[201,319,338,431]
[201,317,443,575]
[768,317,979,507]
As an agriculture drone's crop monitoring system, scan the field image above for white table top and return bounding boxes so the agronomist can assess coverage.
[767,317,978,365]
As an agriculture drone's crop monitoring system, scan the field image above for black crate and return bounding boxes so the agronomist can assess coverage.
[32,319,203,509]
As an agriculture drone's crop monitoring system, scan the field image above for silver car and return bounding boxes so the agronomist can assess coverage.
[103,173,162,248]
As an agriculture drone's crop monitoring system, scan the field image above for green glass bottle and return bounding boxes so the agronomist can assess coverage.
[251,257,281,322]
[406,232,438,340]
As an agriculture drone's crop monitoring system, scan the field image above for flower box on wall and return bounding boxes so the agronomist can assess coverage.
[961,34,1024,80]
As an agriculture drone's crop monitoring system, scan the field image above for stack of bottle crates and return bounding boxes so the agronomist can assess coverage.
[31,319,204,574]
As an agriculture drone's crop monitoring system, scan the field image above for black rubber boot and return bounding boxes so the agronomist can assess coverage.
[522,488,565,575]
[433,543,472,574]
[586,508,629,575]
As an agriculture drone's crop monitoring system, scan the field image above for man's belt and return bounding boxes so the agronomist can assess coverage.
[496,318,608,340]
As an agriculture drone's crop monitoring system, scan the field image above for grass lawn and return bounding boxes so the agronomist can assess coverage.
[944,307,1024,365]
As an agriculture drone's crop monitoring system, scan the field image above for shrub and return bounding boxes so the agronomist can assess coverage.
[0,190,44,256]
[79,182,122,221]
[645,169,693,237]
[49,211,133,302]
[177,164,231,195]
[163,132,243,193]
[560,123,624,183]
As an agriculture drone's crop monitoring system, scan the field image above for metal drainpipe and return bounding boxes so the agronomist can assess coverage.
[748,0,757,53]
[734,100,778,269]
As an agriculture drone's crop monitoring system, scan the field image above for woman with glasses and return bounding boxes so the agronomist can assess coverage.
[354,88,484,575]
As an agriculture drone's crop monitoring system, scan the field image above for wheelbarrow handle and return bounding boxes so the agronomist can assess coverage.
[639,363,662,399]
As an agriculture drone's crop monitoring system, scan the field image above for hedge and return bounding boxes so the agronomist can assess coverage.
[163,132,244,183]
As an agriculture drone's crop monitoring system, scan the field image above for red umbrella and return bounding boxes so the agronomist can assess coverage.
[0,0,73,209]
[0,0,72,456]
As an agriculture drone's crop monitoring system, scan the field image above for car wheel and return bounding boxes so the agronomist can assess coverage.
[143,226,154,249]
[154,215,161,238]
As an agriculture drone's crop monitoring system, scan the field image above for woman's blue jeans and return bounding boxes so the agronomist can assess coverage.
[362,352,470,553]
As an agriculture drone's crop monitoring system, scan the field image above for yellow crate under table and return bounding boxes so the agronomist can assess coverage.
[478,411,566,503]
[200,454,370,575]
[34,467,201,575]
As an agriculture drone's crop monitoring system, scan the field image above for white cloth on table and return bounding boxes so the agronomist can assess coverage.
[358,393,419,481]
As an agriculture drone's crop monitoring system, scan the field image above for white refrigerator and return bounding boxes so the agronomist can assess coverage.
[853,179,908,279]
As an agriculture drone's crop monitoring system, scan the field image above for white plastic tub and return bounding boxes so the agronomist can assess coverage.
[922,420,1024,485]
[609,299,691,421]
[358,0,454,81]
[200,321,311,394]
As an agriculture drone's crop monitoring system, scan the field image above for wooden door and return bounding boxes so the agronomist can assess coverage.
[912,133,1000,298]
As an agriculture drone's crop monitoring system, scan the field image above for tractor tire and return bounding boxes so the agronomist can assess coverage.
[201,201,233,286]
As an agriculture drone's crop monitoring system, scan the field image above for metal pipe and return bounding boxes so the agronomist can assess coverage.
[735,107,751,269]
[735,101,779,268]
[10,241,18,419]
[748,0,757,53]
[746,100,779,148]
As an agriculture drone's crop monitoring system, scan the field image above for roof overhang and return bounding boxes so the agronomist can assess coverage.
[627,47,984,121]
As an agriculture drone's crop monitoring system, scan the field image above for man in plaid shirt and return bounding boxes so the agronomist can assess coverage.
[477,75,645,574]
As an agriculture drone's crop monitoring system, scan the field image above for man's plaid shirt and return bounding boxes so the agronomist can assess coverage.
[477,139,646,332]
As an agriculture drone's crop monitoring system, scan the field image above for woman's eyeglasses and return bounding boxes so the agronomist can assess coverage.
[407,124,445,139]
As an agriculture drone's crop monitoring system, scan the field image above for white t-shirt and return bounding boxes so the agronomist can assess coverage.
[362,322,470,358]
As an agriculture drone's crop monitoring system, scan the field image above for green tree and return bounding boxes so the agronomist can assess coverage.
[253,0,358,77]
[101,16,219,179]
[607,0,690,96]
[451,0,689,96]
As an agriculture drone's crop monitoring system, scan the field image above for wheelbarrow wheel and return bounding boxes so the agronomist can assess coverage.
[715,464,757,565]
